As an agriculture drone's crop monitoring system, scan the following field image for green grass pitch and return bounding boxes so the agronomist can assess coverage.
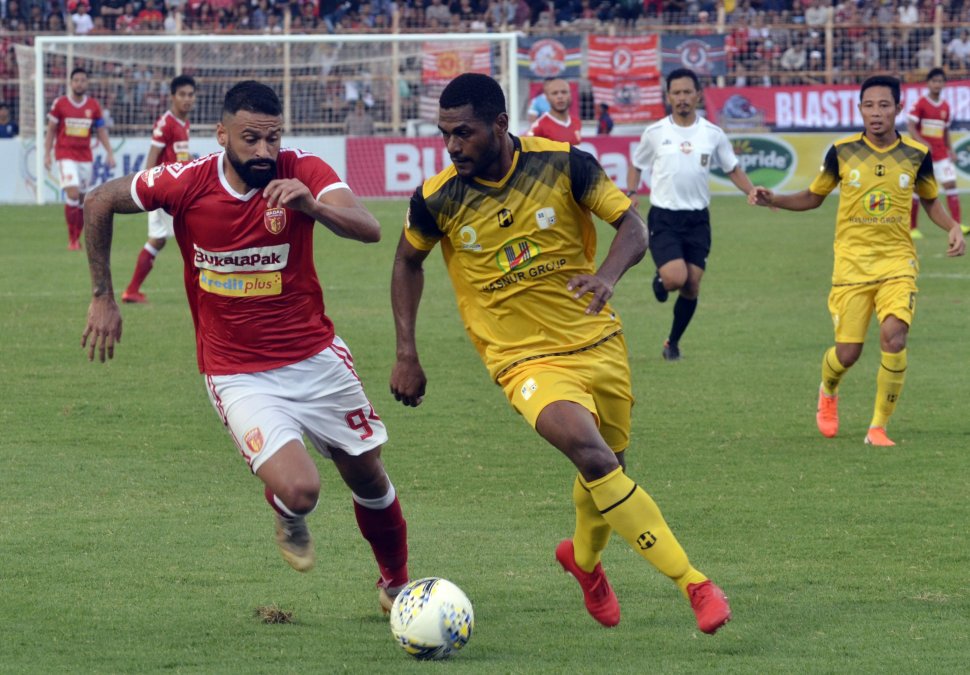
[1,197,968,673]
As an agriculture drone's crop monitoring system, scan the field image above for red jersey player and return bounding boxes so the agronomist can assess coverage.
[80,81,410,612]
[43,67,115,250]
[907,68,970,238]
[526,77,582,145]
[121,74,196,304]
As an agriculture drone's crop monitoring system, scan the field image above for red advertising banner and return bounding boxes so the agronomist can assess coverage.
[345,137,644,198]
[587,35,660,80]
[705,81,970,130]
[587,34,664,123]
[421,42,493,85]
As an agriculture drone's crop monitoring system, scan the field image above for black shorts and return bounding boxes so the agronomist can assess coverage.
[647,206,712,270]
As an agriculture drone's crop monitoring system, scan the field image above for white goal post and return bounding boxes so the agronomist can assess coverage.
[22,33,519,204]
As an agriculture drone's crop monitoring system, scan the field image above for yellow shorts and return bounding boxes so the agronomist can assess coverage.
[497,334,633,453]
[828,277,917,343]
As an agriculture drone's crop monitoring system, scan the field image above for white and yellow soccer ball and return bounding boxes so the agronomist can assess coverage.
[389,577,474,660]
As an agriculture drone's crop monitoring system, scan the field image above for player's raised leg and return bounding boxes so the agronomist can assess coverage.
[539,401,731,634]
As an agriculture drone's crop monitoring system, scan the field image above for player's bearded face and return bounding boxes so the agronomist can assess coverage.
[225,140,277,189]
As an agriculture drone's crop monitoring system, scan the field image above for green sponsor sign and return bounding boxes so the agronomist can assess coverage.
[712,136,796,188]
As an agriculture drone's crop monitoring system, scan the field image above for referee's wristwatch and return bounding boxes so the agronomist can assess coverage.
[625,189,637,197]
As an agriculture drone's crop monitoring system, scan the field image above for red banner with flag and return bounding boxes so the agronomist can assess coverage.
[587,35,664,123]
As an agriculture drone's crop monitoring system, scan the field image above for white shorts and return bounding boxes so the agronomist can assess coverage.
[148,208,175,239]
[204,336,388,473]
[57,159,93,193]
[934,157,957,185]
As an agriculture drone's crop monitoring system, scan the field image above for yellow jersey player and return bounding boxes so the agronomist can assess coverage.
[390,72,732,634]
[750,75,965,446]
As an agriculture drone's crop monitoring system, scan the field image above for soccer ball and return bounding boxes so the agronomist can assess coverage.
[389,577,474,660]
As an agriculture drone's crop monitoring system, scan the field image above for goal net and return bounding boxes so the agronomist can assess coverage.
[16,33,518,203]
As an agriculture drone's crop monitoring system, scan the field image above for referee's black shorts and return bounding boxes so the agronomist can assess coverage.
[647,206,712,270]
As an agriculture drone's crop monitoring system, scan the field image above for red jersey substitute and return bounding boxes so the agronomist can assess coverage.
[908,95,951,161]
[527,112,582,145]
[150,110,191,164]
[48,95,105,162]
[130,148,346,375]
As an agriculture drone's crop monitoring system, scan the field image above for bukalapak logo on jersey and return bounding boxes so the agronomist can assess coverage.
[711,136,796,189]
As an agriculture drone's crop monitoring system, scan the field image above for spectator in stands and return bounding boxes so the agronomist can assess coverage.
[70,1,94,34]
[116,1,137,30]
[780,37,808,84]
[613,0,641,25]
[804,0,827,27]
[344,98,375,136]
[946,29,970,71]
[695,8,713,35]
[596,102,613,135]
[731,0,757,26]
[0,102,18,138]
[424,0,451,25]
[88,13,110,33]
[250,0,269,29]
[2,0,25,29]
[136,0,165,29]
[98,0,126,29]
[265,7,282,31]
[45,9,64,30]
[234,1,251,29]
[27,4,45,31]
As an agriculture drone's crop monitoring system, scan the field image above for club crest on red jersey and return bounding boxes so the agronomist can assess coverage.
[264,207,286,235]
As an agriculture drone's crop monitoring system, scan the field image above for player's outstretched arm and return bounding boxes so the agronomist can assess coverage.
[568,209,648,315]
[81,175,143,362]
[726,165,757,198]
[264,179,380,243]
[921,196,967,257]
[749,187,825,211]
[390,231,431,407]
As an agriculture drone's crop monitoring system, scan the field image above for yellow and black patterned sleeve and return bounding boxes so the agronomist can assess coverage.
[568,146,631,224]
[808,145,840,196]
[404,185,444,251]
[914,152,940,201]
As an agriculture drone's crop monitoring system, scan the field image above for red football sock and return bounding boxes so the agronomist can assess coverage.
[65,204,79,242]
[72,204,85,239]
[354,496,409,587]
[127,247,156,294]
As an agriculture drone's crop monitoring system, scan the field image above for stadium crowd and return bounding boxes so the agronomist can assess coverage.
[3,0,970,134]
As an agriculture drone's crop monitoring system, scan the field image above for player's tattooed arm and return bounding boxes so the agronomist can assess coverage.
[83,175,143,297]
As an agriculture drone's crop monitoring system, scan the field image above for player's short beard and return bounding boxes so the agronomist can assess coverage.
[225,143,277,190]
[462,130,502,181]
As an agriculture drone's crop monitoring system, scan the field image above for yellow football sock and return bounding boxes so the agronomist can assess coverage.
[584,467,707,596]
[821,346,848,396]
[871,349,907,429]
[571,474,612,572]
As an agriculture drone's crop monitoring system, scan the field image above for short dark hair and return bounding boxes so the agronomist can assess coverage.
[927,67,946,82]
[666,68,700,92]
[860,75,901,104]
[223,80,282,117]
[70,67,88,79]
[171,74,196,95]
[439,73,506,124]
